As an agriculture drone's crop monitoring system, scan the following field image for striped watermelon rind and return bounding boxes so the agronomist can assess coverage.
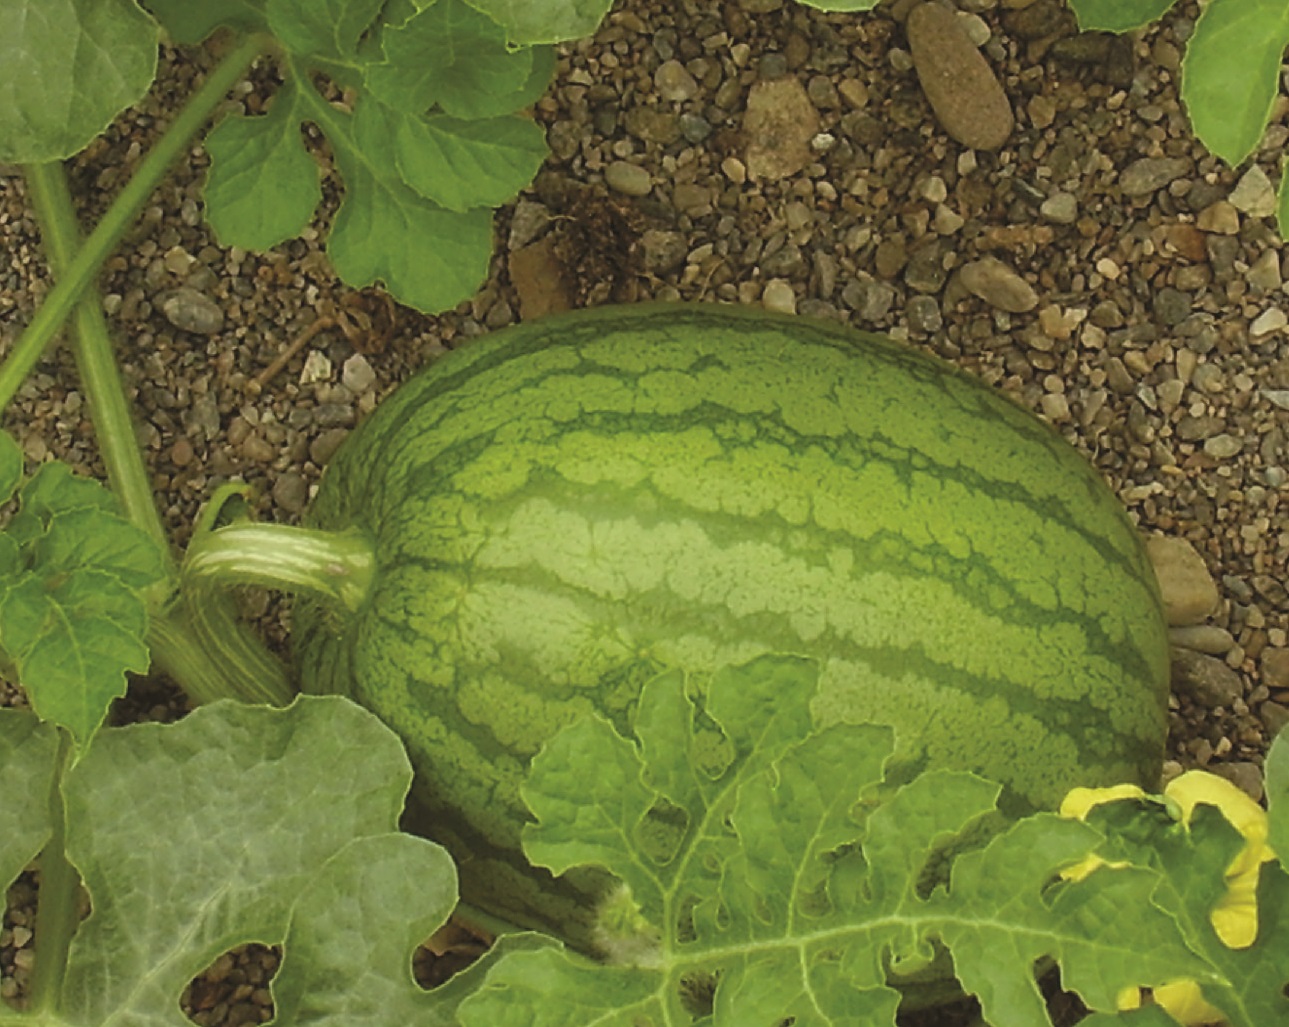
[293,302,1169,943]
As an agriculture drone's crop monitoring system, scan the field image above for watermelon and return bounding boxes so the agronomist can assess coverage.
[293,302,1169,945]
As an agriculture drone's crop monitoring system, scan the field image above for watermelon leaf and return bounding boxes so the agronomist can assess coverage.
[0,437,166,752]
[0,0,159,162]
[1269,731,1288,862]
[460,656,1213,1026]
[49,696,458,1024]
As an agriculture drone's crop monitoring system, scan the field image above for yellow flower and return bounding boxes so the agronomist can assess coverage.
[1058,772,1275,1026]
[1165,772,1274,949]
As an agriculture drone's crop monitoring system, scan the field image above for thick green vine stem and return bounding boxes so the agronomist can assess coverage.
[26,731,77,1019]
[182,524,377,616]
[0,32,271,412]
[151,590,295,707]
[16,39,295,711]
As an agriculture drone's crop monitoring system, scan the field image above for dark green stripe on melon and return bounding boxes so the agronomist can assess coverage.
[294,302,1169,944]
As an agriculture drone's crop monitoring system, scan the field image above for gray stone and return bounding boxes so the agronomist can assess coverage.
[841,277,896,322]
[1211,762,1263,802]
[906,295,943,333]
[1174,415,1224,442]
[341,353,376,395]
[1230,164,1276,217]
[1171,648,1244,707]
[1203,433,1243,460]
[1039,191,1078,224]
[958,257,1038,312]
[507,200,551,250]
[1152,287,1191,326]
[310,428,350,466]
[1119,156,1191,197]
[1168,625,1235,655]
[640,230,688,274]
[904,244,947,293]
[1262,700,1289,739]
[624,107,681,145]
[160,287,224,335]
[762,242,807,277]
[605,161,653,197]
[1261,647,1289,690]
[654,59,699,102]
[271,471,309,514]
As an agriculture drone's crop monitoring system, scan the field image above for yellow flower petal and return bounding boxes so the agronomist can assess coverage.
[1165,772,1268,848]
[1059,784,1147,820]
[1164,770,1275,950]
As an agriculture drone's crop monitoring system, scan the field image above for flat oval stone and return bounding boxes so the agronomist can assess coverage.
[907,2,1013,151]
[958,257,1038,312]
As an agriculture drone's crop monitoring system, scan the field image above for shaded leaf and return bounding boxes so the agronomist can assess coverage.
[0,709,60,895]
[1067,0,1178,32]
[142,0,267,44]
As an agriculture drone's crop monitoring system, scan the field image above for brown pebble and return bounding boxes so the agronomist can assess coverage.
[907,2,1013,151]
[742,77,820,180]
[169,437,194,467]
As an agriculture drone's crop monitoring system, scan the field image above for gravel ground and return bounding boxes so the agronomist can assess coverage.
[2,1,1287,1023]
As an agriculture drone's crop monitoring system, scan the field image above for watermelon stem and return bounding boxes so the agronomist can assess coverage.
[182,523,377,615]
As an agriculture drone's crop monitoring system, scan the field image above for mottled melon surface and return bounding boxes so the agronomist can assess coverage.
[295,302,1169,938]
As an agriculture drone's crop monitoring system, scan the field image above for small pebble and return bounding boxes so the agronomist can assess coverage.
[605,161,652,196]
[761,278,797,313]
[160,287,224,335]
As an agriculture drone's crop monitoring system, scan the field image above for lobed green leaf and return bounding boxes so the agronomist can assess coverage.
[199,0,552,312]
[1083,787,1289,1026]
[0,445,166,750]
[203,78,323,252]
[465,0,616,46]
[472,656,1215,1026]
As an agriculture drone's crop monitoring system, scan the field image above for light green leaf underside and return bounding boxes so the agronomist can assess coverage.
[272,832,463,1026]
[0,0,159,161]
[59,696,415,1026]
